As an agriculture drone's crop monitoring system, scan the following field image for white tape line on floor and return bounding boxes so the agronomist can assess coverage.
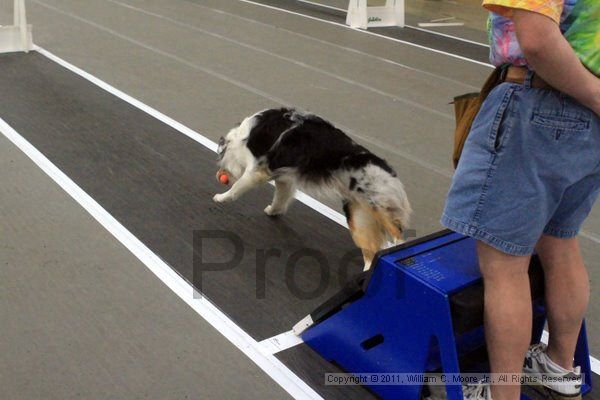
[260,330,305,355]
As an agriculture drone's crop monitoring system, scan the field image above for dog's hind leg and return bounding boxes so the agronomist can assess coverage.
[265,180,295,216]
[344,201,386,271]
[372,208,405,245]
[213,167,271,203]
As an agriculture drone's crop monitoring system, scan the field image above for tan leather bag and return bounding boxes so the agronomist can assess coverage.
[452,67,504,168]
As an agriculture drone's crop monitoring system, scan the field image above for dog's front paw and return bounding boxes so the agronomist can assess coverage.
[213,193,232,203]
[264,205,283,216]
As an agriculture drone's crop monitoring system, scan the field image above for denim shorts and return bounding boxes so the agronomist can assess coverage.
[441,72,600,256]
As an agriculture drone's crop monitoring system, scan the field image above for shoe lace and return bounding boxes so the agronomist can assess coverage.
[529,343,546,355]
[528,343,547,361]
[462,382,489,399]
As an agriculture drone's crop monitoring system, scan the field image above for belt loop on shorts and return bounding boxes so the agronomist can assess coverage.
[524,69,535,89]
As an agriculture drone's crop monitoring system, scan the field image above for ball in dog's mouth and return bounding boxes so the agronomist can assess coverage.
[217,170,230,185]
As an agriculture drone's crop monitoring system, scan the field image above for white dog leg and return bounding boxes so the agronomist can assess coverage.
[213,168,270,203]
[264,181,295,216]
[362,257,372,272]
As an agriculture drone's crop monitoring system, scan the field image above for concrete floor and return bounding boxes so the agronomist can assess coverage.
[0,0,598,397]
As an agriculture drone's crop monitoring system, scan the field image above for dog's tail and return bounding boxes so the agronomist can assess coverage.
[343,154,411,241]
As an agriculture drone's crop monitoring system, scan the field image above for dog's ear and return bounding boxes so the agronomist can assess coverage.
[217,136,227,159]
[218,136,225,148]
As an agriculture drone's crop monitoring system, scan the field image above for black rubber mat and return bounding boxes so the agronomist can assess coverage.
[0,52,366,340]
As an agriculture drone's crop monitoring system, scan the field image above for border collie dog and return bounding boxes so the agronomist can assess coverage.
[214,108,411,270]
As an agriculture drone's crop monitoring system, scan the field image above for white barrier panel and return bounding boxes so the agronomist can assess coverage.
[0,0,32,53]
[346,0,405,29]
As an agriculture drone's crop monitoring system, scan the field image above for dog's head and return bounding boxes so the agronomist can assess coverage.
[216,116,257,183]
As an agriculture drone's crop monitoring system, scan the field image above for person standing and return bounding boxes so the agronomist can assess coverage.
[441,0,600,399]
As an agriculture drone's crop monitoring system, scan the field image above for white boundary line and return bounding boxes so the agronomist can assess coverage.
[0,116,322,400]
[38,46,219,153]
[294,0,342,12]
[592,355,600,377]
[417,22,465,28]
[259,330,305,354]
[407,25,488,48]
[294,0,489,47]
[231,0,493,68]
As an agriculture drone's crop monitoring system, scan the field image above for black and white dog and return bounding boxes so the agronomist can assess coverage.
[214,108,411,270]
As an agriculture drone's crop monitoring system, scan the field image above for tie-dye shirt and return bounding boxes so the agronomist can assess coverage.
[484,0,600,76]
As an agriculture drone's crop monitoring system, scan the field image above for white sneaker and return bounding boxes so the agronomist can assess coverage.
[462,382,493,400]
[523,343,582,399]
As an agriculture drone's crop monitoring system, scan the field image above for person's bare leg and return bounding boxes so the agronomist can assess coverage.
[477,242,532,400]
[535,235,589,369]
